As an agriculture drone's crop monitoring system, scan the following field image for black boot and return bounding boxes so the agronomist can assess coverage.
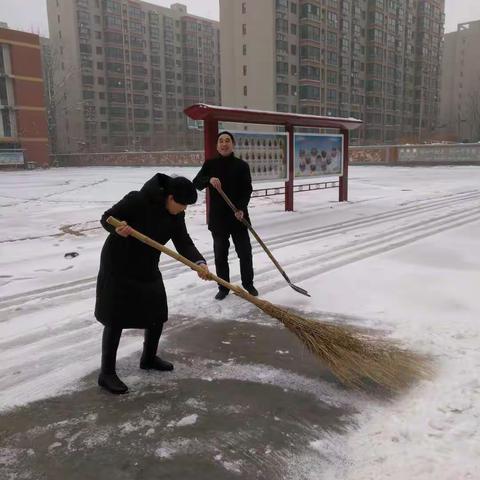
[140,324,174,371]
[244,285,258,297]
[98,326,128,395]
[215,289,229,300]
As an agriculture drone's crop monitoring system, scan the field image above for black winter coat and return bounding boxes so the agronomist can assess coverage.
[193,153,253,234]
[95,173,205,329]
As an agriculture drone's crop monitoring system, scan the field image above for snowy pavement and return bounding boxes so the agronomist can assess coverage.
[0,165,479,479]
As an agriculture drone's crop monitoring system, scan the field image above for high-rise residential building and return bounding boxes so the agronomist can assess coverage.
[46,0,220,153]
[220,0,444,145]
[0,26,49,166]
[438,20,480,142]
[40,37,57,153]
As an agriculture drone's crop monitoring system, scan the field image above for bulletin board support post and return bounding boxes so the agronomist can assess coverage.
[285,124,294,212]
[339,129,349,202]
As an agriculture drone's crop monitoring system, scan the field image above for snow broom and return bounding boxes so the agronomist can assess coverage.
[107,216,433,392]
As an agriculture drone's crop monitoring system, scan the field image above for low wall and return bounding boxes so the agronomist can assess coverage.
[350,143,480,165]
[49,143,480,169]
[51,151,204,167]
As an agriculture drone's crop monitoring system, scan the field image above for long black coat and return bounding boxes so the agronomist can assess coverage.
[193,153,253,234]
[95,173,205,329]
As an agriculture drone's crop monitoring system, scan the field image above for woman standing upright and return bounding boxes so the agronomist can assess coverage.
[193,131,258,300]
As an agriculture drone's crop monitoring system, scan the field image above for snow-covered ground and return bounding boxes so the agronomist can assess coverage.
[1,165,479,479]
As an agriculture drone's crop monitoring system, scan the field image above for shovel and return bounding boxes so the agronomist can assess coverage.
[214,186,310,297]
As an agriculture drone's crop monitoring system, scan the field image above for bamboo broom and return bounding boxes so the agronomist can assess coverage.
[107,216,433,392]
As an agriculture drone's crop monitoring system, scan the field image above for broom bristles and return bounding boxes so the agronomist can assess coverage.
[244,295,433,392]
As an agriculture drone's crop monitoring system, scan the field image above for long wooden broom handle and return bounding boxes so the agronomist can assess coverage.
[106,216,260,303]
[214,187,292,283]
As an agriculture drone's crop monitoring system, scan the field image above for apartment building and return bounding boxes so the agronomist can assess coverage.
[46,0,220,153]
[438,20,480,142]
[0,26,49,165]
[220,0,444,145]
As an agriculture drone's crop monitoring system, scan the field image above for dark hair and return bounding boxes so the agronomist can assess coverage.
[167,176,198,205]
[217,131,236,144]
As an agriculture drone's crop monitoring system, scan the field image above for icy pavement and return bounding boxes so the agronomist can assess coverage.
[0,313,366,480]
[1,165,480,479]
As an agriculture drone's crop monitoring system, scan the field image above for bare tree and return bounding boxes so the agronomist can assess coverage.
[41,40,82,154]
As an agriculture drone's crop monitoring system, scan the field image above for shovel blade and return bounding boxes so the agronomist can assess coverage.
[289,282,311,297]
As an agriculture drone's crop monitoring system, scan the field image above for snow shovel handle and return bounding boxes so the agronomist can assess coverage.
[214,187,293,284]
[106,216,259,302]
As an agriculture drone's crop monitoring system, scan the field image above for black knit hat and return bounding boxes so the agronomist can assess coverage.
[217,131,236,144]
[167,176,198,205]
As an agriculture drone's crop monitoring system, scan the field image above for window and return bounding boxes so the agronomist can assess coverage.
[108,78,124,88]
[300,3,319,20]
[277,83,289,95]
[243,85,247,96]
[299,85,319,100]
[79,44,92,53]
[242,2,246,14]
[327,11,338,28]
[291,23,297,35]
[276,18,288,33]
[327,51,338,65]
[242,44,247,55]
[300,25,320,41]
[300,65,320,80]
[327,89,337,102]
[105,15,121,29]
[133,80,148,90]
[0,78,9,106]
[243,65,247,76]
[291,44,296,55]
[96,46,103,54]
[105,47,123,59]
[104,0,121,14]
[242,24,247,35]
[327,70,337,85]
[82,75,94,85]
[327,31,337,47]
[276,61,289,75]
[276,39,288,52]
[291,2,297,14]
[300,45,320,61]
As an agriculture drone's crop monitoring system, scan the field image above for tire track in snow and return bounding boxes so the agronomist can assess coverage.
[1,189,479,312]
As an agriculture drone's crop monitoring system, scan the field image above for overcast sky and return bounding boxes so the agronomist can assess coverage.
[1,0,479,36]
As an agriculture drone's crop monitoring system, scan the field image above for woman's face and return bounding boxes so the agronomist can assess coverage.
[217,134,234,157]
[166,195,187,215]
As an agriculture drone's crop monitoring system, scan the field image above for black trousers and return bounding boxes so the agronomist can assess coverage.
[100,323,164,374]
[212,228,254,292]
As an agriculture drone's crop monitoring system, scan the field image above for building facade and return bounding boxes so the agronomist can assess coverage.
[46,0,220,153]
[220,0,444,145]
[0,27,49,166]
[438,20,480,142]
